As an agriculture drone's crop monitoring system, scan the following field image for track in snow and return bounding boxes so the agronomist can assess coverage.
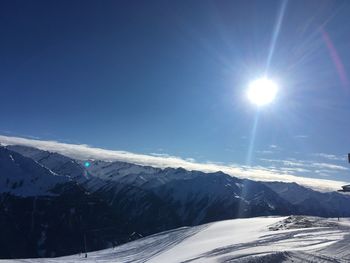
[2,216,350,263]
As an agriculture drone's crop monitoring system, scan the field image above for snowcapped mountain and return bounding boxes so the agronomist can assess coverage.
[0,147,71,196]
[4,145,297,220]
[7,145,91,183]
[1,144,350,259]
[264,181,350,217]
[147,171,295,225]
[3,215,350,262]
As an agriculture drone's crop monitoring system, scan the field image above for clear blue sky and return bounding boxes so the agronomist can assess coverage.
[1,0,350,182]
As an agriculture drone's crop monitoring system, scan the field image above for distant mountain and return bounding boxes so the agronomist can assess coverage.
[7,145,91,183]
[1,144,350,259]
[0,147,70,196]
[0,147,179,258]
[264,181,350,217]
[5,145,297,222]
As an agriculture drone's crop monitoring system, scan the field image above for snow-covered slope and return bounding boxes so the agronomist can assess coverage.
[3,216,350,263]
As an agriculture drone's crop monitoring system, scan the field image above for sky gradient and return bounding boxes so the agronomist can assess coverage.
[1,0,350,184]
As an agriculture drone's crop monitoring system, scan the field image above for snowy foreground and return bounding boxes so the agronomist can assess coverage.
[3,216,350,263]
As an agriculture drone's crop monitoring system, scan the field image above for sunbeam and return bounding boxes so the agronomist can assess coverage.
[246,111,260,166]
[266,0,288,73]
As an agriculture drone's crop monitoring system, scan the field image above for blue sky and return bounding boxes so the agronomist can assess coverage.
[1,0,350,184]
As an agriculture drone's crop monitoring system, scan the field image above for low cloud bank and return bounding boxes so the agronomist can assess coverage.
[0,135,347,192]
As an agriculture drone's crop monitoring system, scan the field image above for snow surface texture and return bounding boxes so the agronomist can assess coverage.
[2,216,350,262]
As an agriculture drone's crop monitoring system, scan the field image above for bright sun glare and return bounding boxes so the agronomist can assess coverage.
[247,78,278,106]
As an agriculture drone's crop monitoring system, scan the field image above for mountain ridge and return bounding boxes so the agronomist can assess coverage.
[1,144,350,258]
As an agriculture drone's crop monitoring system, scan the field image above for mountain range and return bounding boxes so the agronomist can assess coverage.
[0,144,349,259]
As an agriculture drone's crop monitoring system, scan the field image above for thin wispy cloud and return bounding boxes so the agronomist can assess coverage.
[0,135,347,192]
[260,157,349,180]
[256,150,274,155]
[313,162,348,171]
[262,158,349,170]
[269,144,279,149]
[280,167,312,174]
[256,145,280,155]
[294,135,309,139]
[313,153,346,161]
[261,158,305,167]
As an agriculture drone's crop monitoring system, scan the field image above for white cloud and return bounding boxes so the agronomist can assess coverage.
[313,153,347,161]
[295,135,309,139]
[280,167,312,173]
[0,135,347,192]
[312,162,349,171]
[150,153,171,158]
[261,158,349,171]
[260,158,306,167]
[256,150,274,154]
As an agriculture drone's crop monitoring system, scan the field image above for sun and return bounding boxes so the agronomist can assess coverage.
[247,78,278,106]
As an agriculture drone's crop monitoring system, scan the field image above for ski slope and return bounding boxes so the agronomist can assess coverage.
[2,216,350,262]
